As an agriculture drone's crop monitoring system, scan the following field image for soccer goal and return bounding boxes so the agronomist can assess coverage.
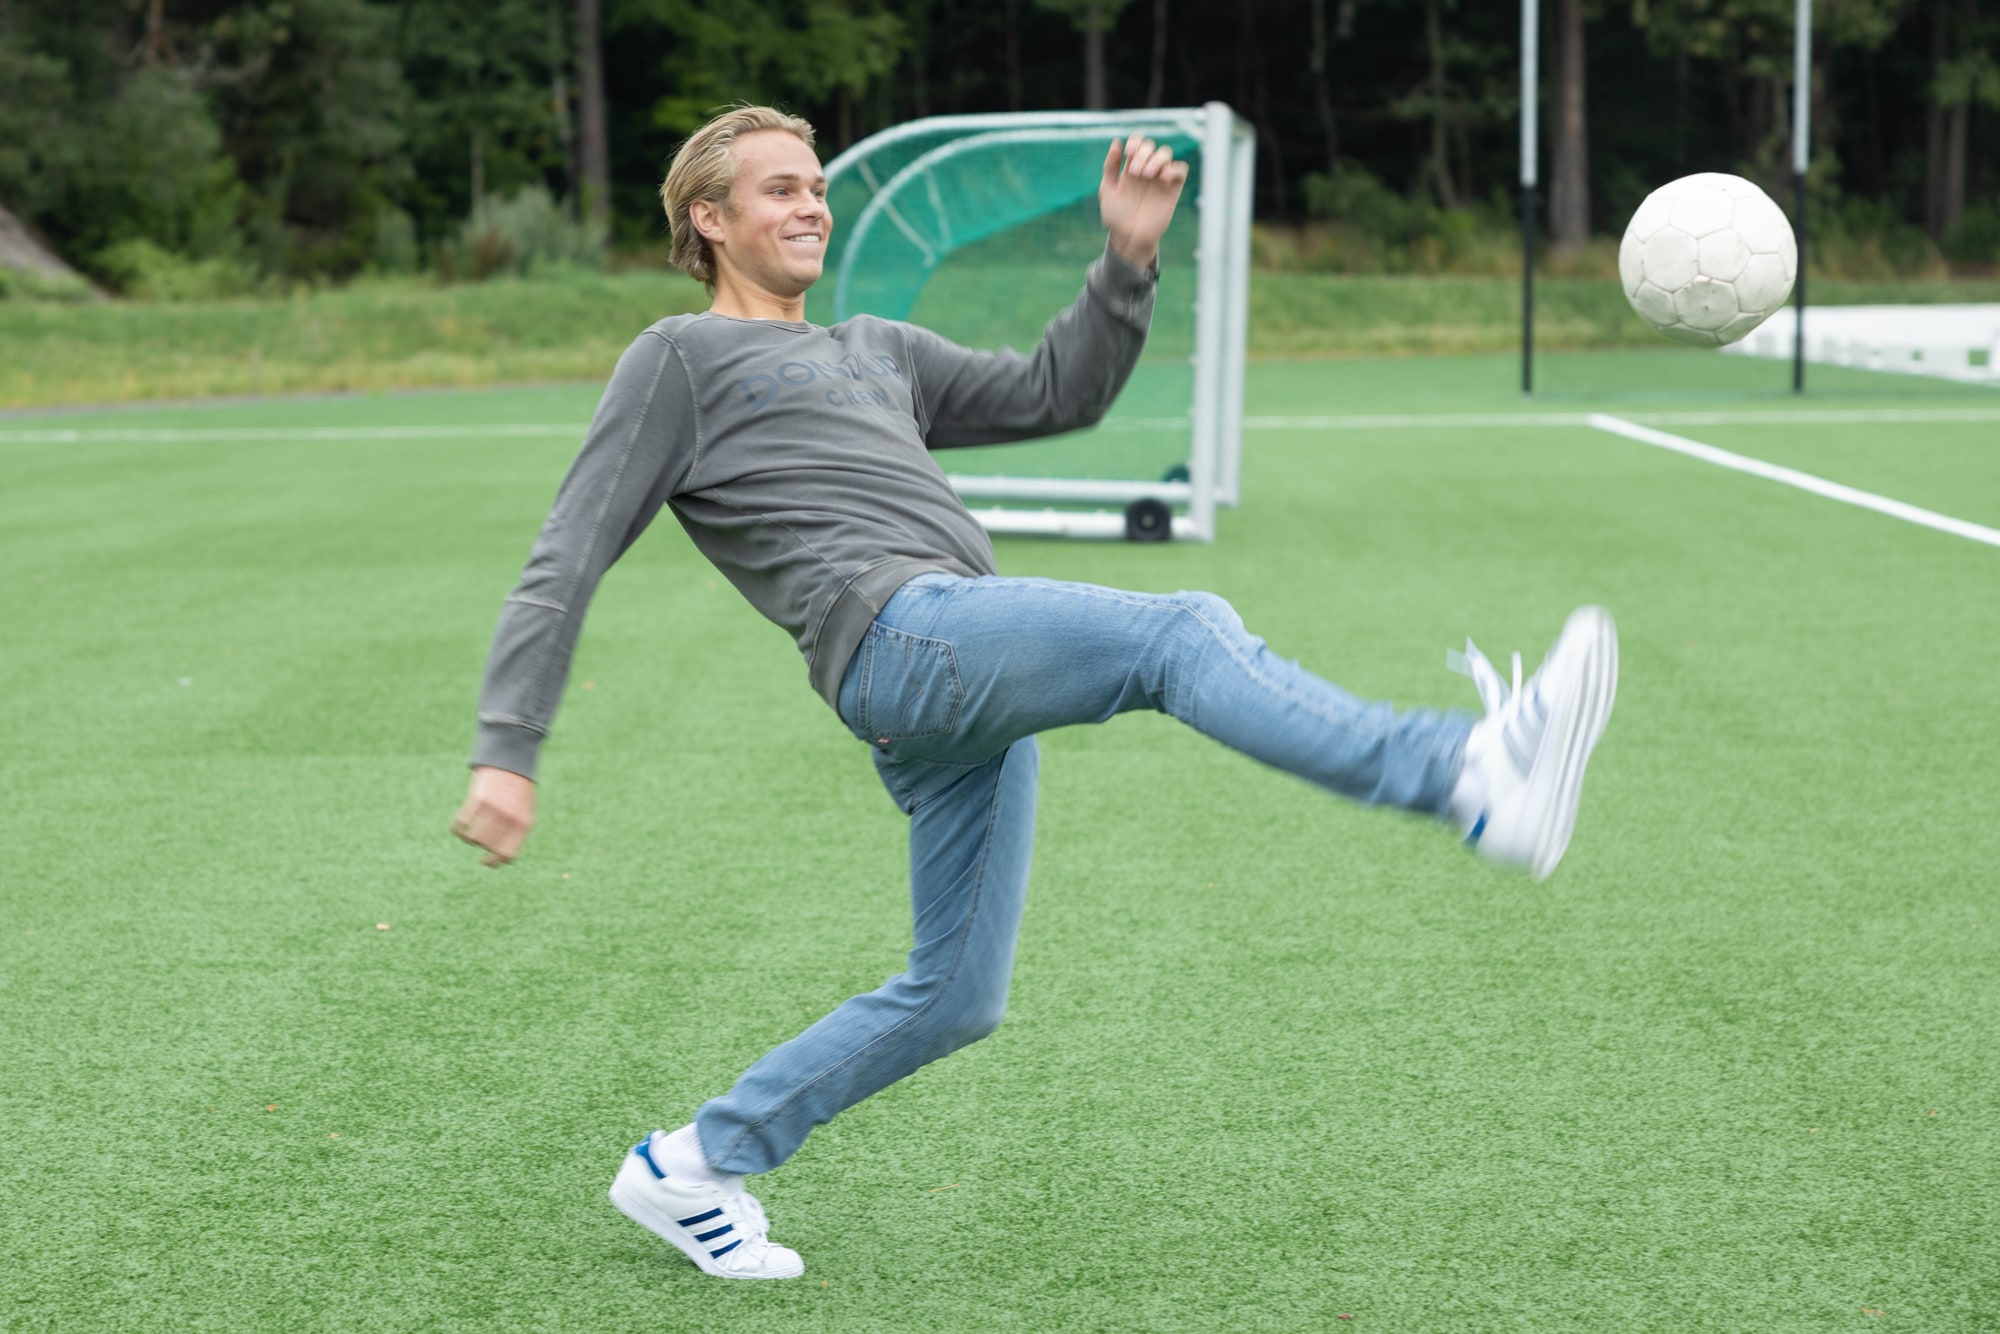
[806,103,1256,542]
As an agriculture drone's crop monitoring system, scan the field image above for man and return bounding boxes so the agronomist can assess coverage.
[451,105,1617,1281]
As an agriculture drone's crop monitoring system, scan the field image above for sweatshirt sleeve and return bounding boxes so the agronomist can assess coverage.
[902,241,1157,450]
[468,331,695,780]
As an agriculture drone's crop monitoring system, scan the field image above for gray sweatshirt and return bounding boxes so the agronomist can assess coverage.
[471,244,1158,780]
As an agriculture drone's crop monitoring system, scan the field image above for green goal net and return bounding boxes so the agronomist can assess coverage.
[806,105,1255,541]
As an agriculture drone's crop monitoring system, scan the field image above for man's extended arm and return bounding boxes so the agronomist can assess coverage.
[903,135,1188,450]
[452,332,693,866]
[900,244,1157,450]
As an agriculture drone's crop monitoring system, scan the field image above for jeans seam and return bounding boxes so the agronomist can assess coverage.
[1173,598,1365,738]
[855,634,876,739]
[1175,597,1465,813]
[713,751,1011,1169]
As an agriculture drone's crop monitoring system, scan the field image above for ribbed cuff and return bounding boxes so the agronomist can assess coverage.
[1090,241,1159,324]
[1096,238,1160,282]
[469,720,544,782]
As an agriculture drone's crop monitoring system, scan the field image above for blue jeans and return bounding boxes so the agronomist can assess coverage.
[695,573,1472,1175]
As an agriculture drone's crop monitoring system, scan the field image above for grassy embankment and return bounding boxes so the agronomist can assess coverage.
[5,267,1998,411]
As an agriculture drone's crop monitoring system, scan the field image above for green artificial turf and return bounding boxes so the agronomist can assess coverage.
[2,354,1997,1331]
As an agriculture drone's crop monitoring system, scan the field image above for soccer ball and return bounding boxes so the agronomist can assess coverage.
[1618,173,1797,347]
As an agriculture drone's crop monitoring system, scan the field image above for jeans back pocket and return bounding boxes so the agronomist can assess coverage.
[856,624,964,741]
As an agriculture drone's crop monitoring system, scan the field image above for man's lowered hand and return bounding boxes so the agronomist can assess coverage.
[452,766,537,867]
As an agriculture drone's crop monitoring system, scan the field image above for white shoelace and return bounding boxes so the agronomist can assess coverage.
[734,1190,770,1240]
[1448,639,1522,718]
[1449,638,1547,780]
[707,1182,774,1256]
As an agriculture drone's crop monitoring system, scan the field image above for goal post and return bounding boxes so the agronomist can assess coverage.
[808,103,1256,542]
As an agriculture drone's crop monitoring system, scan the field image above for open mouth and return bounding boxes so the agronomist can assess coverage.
[783,234,823,246]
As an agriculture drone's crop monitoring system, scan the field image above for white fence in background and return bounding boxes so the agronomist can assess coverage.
[1724,303,2000,384]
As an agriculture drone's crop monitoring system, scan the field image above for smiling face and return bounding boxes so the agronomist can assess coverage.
[692,129,832,309]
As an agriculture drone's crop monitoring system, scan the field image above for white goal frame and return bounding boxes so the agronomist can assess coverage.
[819,103,1256,541]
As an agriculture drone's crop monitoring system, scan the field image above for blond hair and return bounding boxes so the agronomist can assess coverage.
[660,106,818,289]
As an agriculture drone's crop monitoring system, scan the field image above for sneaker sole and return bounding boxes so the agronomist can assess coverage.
[608,1153,804,1280]
[1525,606,1619,881]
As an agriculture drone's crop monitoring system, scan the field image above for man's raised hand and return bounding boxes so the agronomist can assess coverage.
[452,765,537,868]
[1099,134,1189,271]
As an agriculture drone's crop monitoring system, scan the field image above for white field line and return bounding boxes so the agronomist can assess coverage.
[0,419,1198,443]
[1606,407,2000,426]
[1241,406,2000,430]
[5,405,2000,444]
[1588,413,2000,550]
[1244,412,1595,430]
[0,423,582,444]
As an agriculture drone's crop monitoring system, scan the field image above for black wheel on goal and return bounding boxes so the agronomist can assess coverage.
[1123,497,1173,542]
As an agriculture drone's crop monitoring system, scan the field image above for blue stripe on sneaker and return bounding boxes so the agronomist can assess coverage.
[633,1138,666,1180]
[1466,812,1487,845]
[709,1239,742,1259]
[693,1223,734,1243]
[674,1207,725,1228]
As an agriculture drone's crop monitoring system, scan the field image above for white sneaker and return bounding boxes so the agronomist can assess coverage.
[608,1132,805,1280]
[1451,606,1618,881]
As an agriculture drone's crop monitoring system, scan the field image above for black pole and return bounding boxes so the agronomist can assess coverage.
[1522,182,1536,396]
[1792,168,1807,394]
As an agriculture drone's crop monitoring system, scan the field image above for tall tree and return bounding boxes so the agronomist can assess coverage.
[1005,0,1023,111]
[393,0,565,240]
[1238,0,1287,214]
[205,0,411,273]
[1926,0,2000,236]
[1629,0,1910,189]
[550,0,578,210]
[576,0,610,233]
[627,0,905,136]
[1,0,1982,282]
[1425,0,1459,208]
[1085,0,1107,108]
[907,0,932,116]
[1035,0,1133,109]
[144,0,168,66]
[1309,0,1357,173]
[1550,0,1590,248]
[1393,0,1501,211]
[1145,0,1167,107]
[1925,0,1950,232]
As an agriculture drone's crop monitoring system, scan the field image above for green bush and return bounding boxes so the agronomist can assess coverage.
[1813,195,1946,280]
[46,67,246,275]
[92,239,262,301]
[440,185,606,281]
[1292,164,1521,275]
[0,266,95,303]
[1942,201,2000,268]
[1303,164,1436,245]
[369,206,420,275]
